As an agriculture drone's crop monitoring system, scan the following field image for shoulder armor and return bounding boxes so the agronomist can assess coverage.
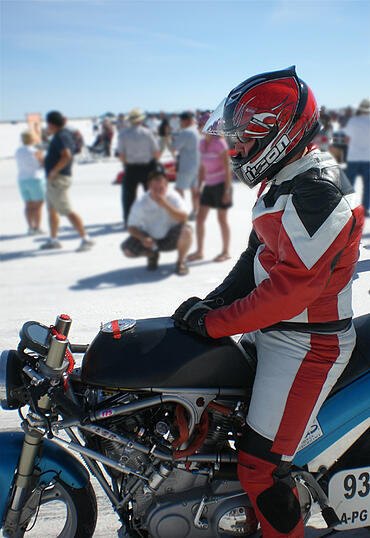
[294,165,354,195]
[291,166,351,237]
[320,166,354,196]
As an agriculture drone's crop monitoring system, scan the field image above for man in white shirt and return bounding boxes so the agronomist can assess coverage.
[121,164,193,275]
[345,98,370,216]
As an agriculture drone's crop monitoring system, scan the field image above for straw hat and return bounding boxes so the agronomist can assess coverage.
[358,98,370,113]
[128,108,145,124]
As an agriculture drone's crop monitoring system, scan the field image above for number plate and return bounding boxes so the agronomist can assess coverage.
[328,467,370,530]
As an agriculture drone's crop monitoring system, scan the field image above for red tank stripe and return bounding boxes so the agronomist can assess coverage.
[111,319,121,339]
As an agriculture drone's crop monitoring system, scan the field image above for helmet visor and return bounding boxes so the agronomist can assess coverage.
[202,97,254,151]
[202,98,228,136]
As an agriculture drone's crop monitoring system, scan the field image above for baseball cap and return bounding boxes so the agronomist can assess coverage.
[148,163,168,181]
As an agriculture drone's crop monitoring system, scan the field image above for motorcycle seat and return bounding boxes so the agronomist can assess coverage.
[81,317,256,389]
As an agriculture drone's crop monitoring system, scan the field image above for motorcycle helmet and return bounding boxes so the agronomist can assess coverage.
[203,66,319,187]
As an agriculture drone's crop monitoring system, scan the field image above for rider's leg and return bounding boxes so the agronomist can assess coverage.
[237,326,355,536]
[238,428,303,537]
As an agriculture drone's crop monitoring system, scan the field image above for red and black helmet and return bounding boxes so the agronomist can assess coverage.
[203,66,319,188]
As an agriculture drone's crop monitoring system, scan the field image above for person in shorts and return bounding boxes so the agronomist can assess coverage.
[188,113,232,263]
[121,163,192,275]
[171,111,201,220]
[41,111,94,252]
[15,131,45,235]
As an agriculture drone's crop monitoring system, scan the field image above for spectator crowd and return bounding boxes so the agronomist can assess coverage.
[14,97,370,276]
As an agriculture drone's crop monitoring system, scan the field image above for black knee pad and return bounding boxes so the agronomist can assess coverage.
[238,424,281,465]
[256,480,301,534]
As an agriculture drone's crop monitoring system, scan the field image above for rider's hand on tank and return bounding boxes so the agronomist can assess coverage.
[183,308,210,338]
[172,296,202,323]
[172,297,212,337]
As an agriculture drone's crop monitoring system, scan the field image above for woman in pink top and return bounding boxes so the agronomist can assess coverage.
[188,116,232,262]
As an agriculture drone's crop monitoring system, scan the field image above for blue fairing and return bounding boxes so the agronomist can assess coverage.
[0,431,89,523]
[293,372,370,466]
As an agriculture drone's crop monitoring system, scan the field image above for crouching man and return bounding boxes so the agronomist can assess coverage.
[121,163,193,275]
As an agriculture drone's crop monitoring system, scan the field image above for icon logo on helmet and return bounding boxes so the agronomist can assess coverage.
[243,134,290,182]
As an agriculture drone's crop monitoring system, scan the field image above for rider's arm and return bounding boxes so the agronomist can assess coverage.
[203,228,261,307]
[204,180,359,338]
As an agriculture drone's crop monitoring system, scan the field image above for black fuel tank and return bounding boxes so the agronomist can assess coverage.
[81,317,255,389]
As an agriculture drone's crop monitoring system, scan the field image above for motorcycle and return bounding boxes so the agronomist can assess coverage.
[0,312,369,537]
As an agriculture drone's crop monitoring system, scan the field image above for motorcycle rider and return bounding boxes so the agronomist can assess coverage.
[172,67,364,537]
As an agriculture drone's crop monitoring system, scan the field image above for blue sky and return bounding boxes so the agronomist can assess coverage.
[1,0,369,121]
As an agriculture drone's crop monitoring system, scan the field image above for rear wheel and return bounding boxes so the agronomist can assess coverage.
[16,478,97,538]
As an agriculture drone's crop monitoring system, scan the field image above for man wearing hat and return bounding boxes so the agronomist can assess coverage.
[121,163,192,275]
[117,108,160,226]
[344,98,370,216]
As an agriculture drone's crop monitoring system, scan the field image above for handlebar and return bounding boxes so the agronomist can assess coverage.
[69,344,89,354]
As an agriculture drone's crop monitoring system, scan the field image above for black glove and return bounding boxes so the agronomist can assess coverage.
[172,296,202,324]
[172,296,212,337]
[183,307,210,338]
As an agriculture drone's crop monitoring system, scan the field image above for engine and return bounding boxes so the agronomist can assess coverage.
[79,389,258,536]
[75,316,258,535]
[142,472,258,538]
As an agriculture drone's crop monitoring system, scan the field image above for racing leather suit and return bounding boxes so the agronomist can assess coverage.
[202,149,364,537]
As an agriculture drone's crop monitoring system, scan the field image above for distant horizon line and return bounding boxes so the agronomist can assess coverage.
[0,116,98,125]
[0,110,197,124]
[0,113,184,124]
[0,101,361,124]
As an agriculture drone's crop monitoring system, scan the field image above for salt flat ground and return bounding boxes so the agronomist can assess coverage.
[0,151,369,536]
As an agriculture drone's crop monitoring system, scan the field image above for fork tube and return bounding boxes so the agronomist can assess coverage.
[38,334,68,410]
[3,334,69,535]
[44,333,69,370]
[2,429,43,535]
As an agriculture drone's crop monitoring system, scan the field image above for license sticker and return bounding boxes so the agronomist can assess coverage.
[329,467,370,530]
[296,418,323,451]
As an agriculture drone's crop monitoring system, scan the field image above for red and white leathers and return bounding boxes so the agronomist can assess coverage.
[202,148,364,536]
[205,149,364,337]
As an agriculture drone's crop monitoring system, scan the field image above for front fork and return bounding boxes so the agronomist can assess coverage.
[2,315,71,537]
